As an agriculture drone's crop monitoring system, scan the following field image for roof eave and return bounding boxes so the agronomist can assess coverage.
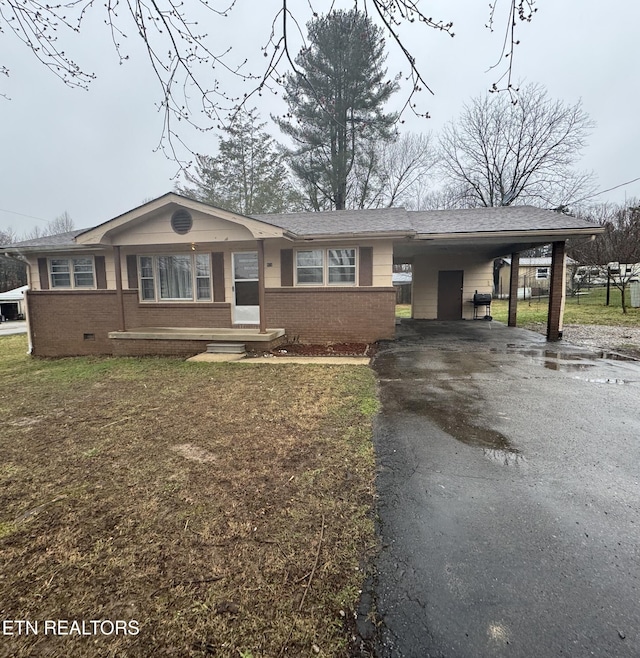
[292,230,411,241]
[415,227,605,240]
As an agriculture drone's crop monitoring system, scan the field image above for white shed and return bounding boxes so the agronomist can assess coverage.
[0,285,28,320]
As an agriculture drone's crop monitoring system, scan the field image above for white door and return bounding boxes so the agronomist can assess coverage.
[232,252,260,324]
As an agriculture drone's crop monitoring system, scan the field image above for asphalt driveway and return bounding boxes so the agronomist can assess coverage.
[365,320,640,657]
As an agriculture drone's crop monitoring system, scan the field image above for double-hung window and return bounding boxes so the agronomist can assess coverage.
[139,254,212,302]
[536,267,549,280]
[295,248,357,285]
[49,257,95,288]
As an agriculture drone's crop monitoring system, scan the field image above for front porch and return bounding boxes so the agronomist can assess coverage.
[108,326,286,357]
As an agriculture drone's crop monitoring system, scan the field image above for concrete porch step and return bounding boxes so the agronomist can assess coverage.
[206,342,246,354]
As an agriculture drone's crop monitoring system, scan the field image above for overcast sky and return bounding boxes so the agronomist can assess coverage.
[1,0,639,237]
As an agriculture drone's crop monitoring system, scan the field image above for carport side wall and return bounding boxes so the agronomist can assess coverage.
[264,288,396,343]
[412,255,493,320]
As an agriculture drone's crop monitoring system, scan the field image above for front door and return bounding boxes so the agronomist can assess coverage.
[233,252,259,324]
[437,270,464,320]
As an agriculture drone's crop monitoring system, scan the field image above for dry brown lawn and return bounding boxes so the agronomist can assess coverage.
[0,335,378,657]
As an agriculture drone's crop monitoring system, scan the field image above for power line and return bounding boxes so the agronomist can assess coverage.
[574,176,640,205]
[0,208,50,222]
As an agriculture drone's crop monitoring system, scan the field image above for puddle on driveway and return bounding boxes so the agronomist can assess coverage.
[496,346,638,373]
[374,340,638,459]
[400,396,520,455]
[376,349,520,456]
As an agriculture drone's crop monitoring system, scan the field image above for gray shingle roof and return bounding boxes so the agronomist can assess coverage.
[252,207,412,235]
[6,229,87,248]
[408,206,599,235]
[1,204,601,250]
[255,205,600,236]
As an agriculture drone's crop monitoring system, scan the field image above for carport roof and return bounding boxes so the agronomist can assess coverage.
[256,205,600,238]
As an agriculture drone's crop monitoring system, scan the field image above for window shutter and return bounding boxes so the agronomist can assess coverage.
[281,249,293,287]
[95,256,107,289]
[359,247,373,286]
[126,255,138,289]
[212,252,225,302]
[38,258,50,290]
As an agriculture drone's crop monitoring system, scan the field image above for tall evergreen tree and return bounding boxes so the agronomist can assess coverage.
[276,10,399,210]
[177,110,299,215]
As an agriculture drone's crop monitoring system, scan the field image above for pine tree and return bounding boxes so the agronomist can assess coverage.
[178,110,299,215]
[276,10,399,210]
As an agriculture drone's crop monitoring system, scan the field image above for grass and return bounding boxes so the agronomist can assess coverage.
[396,288,640,327]
[0,335,378,657]
[490,286,640,327]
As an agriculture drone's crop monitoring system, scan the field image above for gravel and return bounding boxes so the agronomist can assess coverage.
[523,323,640,358]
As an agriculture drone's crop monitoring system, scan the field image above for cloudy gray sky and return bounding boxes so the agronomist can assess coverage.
[1,0,639,236]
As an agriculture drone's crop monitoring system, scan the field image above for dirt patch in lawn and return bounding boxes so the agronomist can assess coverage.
[0,335,378,658]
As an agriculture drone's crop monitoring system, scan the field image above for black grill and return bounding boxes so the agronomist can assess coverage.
[472,292,492,320]
[473,293,492,305]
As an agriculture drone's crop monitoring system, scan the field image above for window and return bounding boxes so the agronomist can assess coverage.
[295,248,357,285]
[536,267,549,280]
[49,257,95,288]
[328,249,356,283]
[296,250,324,284]
[138,254,211,302]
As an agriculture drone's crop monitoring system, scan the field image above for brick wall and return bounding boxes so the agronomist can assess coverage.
[27,290,233,357]
[28,290,121,356]
[122,291,232,328]
[111,338,212,357]
[27,287,396,357]
[264,287,396,343]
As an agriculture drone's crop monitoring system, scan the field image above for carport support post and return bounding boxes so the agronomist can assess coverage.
[547,241,566,341]
[508,252,519,327]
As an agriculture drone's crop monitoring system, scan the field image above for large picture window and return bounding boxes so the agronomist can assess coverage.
[295,248,357,285]
[138,254,212,302]
[49,257,95,288]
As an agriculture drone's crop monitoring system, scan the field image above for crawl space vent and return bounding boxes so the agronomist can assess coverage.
[171,209,193,235]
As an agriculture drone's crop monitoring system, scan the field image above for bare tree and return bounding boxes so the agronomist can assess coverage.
[569,201,640,313]
[1,1,536,159]
[439,83,596,209]
[0,229,27,291]
[23,212,75,240]
[352,133,438,209]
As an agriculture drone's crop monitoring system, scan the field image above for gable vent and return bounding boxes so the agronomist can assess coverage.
[171,209,193,235]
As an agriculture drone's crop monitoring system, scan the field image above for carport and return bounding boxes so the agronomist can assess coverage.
[393,207,603,341]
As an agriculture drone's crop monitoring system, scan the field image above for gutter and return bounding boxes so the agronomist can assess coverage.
[291,230,412,241]
[414,227,605,240]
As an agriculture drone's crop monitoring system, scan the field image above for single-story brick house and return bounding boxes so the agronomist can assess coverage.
[0,194,602,357]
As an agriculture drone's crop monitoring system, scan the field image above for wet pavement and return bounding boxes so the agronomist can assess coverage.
[0,320,26,336]
[364,320,640,657]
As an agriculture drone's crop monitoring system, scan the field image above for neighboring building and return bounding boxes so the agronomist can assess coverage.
[495,256,577,299]
[392,271,412,304]
[0,194,602,356]
[0,285,28,320]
